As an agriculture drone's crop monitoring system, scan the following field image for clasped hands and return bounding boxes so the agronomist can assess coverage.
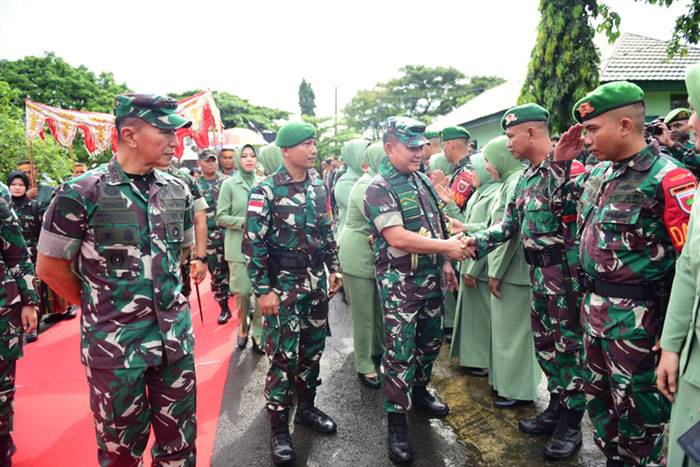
[444,232,476,261]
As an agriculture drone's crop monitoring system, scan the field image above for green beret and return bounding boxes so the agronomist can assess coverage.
[685,63,700,113]
[664,107,692,125]
[114,93,191,130]
[424,130,440,140]
[384,117,428,148]
[275,121,316,148]
[501,103,549,130]
[440,126,471,142]
[572,81,644,123]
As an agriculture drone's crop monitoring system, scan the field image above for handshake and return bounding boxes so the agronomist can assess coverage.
[444,232,476,261]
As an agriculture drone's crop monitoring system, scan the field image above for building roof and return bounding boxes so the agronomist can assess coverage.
[428,81,522,130]
[600,33,700,82]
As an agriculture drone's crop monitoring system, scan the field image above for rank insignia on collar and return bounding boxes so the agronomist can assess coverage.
[577,102,595,118]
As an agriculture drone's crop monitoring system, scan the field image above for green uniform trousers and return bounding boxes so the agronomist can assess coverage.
[450,278,490,368]
[344,273,384,375]
[668,376,700,467]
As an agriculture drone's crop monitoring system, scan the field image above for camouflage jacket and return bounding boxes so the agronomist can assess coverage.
[472,157,580,296]
[577,145,697,339]
[0,197,38,360]
[242,165,338,303]
[37,158,196,369]
[10,197,41,263]
[166,166,208,213]
[197,172,228,242]
[665,142,700,179]
[363,159,446,304]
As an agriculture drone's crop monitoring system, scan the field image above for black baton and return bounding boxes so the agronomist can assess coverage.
[194,281,204,324]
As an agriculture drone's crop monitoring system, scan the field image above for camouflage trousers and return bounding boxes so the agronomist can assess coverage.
[382,295,443,413]
[86,354,197,467]
[0,360,16,435]
[531,292,587,410]
[206,239,230,303]
[584,334,670,466]
[263,294,328,412]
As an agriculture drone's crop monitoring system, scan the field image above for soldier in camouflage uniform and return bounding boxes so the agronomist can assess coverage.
[196,149,231,324]
[466,104,587,459]
[243,121,342,466]
[555,81,697,467]
[0,196,38,464]
[652,107,700,178]
[36,94,198,466]
[364,117,467,465]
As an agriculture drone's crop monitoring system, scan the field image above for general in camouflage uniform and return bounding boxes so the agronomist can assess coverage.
[364,117,466,465]
[558,81,698,466]
[469,104,587,459]
[36,94,197,466]
[242,121,341,466]
[0,197,38,464]
[196,149,231,324]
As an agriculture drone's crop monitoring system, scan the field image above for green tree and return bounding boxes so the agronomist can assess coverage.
[298,79,316,116]
[519,0,600,134]
[168,90,289,132]
[302,115,359,162]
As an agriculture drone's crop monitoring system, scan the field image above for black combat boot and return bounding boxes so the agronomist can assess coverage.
[542,407,584,459]
[518,392,562,435]
[412,385,449,417]
[605,459,625,467]
[294,396,337,434]
[268,409,295,465]
[387,413,412,464]
[0,433,16,466]
[217,299,231,325]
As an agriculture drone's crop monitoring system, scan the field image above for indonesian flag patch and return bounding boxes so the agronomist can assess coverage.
[248,193,265,214]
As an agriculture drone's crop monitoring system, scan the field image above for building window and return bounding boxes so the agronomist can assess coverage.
[671,94,689,110]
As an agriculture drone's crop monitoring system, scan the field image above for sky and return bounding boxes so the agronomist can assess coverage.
[0,0,690,119]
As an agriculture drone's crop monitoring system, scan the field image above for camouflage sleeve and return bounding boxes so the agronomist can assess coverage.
[667,144,700,173]
[659,166,697,252]
[363,182,403,234]
[0,198,38,306]
[36,185,87,261]
[472,181,521,259]
[187,177,208,213]
[183,187,195,249]
[243,184,273,296]
[321,192,340,274]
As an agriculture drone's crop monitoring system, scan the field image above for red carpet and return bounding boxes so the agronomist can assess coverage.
[12,278,237,466]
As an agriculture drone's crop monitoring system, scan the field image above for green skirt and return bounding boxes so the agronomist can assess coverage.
[450,278,491,368]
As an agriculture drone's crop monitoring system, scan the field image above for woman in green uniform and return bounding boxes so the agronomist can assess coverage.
[338,143,386,388]
[217,144,264,352]
[334,139,370,237]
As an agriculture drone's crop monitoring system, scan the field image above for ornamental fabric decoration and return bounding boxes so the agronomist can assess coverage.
[174,90,224,157]
[25,99,117,154]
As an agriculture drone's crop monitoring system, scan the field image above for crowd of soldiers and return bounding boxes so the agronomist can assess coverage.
[0,62,699,467]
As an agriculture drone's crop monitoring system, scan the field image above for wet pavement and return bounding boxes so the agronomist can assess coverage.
[212,295,606,466]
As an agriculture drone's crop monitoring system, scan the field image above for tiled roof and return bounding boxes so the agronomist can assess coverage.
[600,33,700,82]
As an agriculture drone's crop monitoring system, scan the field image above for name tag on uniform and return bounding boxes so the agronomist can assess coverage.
[248,193,265,214]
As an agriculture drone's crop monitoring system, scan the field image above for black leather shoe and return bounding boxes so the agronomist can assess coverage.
[237,334,248,349]
[358,373,381,389]
[62,305,77,320]
[413,385,449,417]
[518,392,562,435]
[217,310,231,325]
[387,413,412,464]
[294,402,337,434]
[25,330,38,344]
[251,337,265,355]
[542,408,584,460]
[268,410,295,465]
[0,433,17,466]
[465,367,488,377]
[493,396,533,409]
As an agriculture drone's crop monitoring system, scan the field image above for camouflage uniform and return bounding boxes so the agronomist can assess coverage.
[197,172,230,303]
[472,156,587,411]
[243,164,338,412]
[37,157,197,466]
[576,145,696,465]
[665,142,700,179]
[364,157,448,413]
[9,196,41,264]
[0,197,38,436]
[0,183,9,204]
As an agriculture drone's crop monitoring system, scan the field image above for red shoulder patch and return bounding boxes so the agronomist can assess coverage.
[450,170,474,208]
[662,167,697,252]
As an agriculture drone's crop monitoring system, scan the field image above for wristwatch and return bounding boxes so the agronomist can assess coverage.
[192,256,207,263]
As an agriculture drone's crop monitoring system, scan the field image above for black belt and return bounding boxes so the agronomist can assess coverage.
[269,249,323,272]
[523,247,564,267]
[581,274,656,301]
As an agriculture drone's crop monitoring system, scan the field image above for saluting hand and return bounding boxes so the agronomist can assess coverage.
[259,291,280,316]
[21,305,38,334]
[554,124,584,162]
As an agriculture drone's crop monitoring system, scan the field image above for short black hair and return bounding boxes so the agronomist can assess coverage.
[115,117,145,142]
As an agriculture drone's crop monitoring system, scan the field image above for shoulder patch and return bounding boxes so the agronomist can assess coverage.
[662,167,697,251]
[248,193,265,214]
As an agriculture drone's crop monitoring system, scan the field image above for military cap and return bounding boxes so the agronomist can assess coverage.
[664,108,692,125]
[572,81,644,123]
[687,63,700,112]
[114,93,191,130]
[275,121,316,148]
[198,148,217,161]
[424,130,440,140]
[384,116,428,148]
[501,103,550,130]
[440,126,471,142]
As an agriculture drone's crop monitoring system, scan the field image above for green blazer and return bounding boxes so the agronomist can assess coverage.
[338,173,375,279]
[216,172,259,263]
[460,182,501,281]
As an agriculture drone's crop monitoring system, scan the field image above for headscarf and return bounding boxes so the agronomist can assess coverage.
[470,153,494,187]
[7,170,29,201]
[341,139,369,177]
[258,144,284,176]
[428,152,455,176]
[236,144,257,188]
[686,63,700,113]
[482,135,521,180]
[362,142,386,175]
